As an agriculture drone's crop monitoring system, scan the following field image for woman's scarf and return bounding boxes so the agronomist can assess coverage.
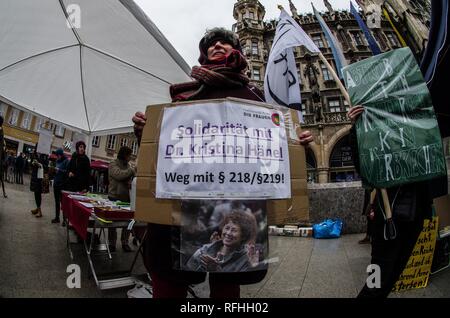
[170,49,250,102]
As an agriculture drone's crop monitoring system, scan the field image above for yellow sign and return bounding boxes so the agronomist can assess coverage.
[392,217,438,292]
[3,125,39,144]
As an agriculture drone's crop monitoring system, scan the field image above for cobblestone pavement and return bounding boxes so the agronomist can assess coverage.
[0,177,449,298]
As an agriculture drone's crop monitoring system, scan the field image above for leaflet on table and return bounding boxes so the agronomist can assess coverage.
[156,101,291,199]
[79,202,94,208]
[68,195,91,201]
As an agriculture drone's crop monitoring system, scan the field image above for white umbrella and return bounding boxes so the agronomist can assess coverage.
[0,0,191,136]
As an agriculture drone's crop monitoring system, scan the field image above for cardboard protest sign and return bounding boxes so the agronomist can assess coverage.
[156,100,290,199]
[172,200,269,273]
[342,48,446,188]
[37,128,53,155]
[135,98,310,226]
[393,217,438,292]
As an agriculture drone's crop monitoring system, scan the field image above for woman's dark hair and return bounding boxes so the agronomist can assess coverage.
[219,210,257,245]
[0,115,3,126]
[75,141,86,152]
[117,146,132,160]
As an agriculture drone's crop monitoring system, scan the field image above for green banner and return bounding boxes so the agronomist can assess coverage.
[342,47,446,188]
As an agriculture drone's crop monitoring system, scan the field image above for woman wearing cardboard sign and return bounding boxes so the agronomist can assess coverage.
[133,28,313,298]
[347,105,433,298]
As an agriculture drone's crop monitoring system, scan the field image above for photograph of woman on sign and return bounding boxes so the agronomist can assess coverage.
[175,200,268,273]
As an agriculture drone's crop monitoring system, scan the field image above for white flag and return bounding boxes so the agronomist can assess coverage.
[264,9,320,122]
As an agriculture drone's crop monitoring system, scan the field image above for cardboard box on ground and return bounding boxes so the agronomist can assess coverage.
[433,194,450,232]
[135,97,310,226]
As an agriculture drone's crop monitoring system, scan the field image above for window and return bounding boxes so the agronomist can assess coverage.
[54,125,65,138]
[321,63,332,81]
[252,68,261,81]
[352,32,365,46]
[312,34,325,48]
[131,140,139,156]
[248,11,255,19]
[92,136,100,147]
[0,103,7,118]
[386,32,399,47]
[106,135,117,150]
[120,138,129,148]
[343,99,350,112]
[301,103,307,116]
[252,41,259,55]
[8,109,19,126]
[20,112,32,130]
[328,99,341,113]
[34,117,45,132]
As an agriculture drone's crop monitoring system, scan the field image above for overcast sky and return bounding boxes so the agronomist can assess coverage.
[134,0,352,67]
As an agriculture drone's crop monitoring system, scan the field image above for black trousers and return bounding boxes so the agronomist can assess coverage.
[357,211,425,298]
[34,191,42,208]
[16,170,23,184]
[54,185,63,219]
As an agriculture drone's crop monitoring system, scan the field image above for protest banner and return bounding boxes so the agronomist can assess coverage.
[156,100,290,199]
[342,47,447,188]
[37,128,53,155]
[135,98,309,226]
[392,217,438,292]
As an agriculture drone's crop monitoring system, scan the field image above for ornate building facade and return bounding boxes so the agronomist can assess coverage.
[232,0,432,183]
[356,0,431,56]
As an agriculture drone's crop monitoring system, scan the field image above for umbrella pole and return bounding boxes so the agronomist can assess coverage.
[86,135,93,159]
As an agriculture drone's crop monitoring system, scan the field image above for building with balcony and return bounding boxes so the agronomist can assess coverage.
[232,0,433,183]
[0,102,138,164]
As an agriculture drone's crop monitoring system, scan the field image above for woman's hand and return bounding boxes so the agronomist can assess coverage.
[132,112,147,139]
[246,243,260,267]
[347,105,364,124]
[200,254,221,271]
[298,130,313,146]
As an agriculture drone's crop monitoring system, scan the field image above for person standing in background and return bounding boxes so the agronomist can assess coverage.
[30,151,46,218]
[51,148,69,224]
[15,152,24,184]
[107,146,136,252]
[67,141,91,192]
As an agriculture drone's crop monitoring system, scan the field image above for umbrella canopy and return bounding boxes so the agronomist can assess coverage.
[0,0,191,135]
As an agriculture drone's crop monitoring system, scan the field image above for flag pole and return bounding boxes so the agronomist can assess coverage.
[276,5,351,106]
[318,53,351,106]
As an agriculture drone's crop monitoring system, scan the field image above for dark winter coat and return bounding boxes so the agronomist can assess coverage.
[30,155,48,193]
[53,156,70,188]
[67,152,91,192]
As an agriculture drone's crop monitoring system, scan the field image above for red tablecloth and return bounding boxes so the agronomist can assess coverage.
[61,192,135,240]
[61,192,92,240]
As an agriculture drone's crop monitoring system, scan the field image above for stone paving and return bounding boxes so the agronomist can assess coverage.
[0,177,449,298]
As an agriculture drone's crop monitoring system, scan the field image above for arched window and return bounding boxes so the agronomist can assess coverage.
[329,134,359,182]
